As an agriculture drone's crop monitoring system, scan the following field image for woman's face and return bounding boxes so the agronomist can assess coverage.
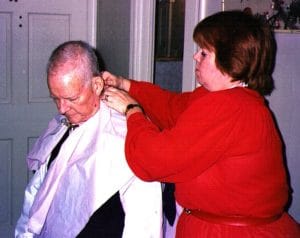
[193,47,232,91]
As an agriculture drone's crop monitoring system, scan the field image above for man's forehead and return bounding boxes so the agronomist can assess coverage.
[49,72,85,93]
[49,69,82,85]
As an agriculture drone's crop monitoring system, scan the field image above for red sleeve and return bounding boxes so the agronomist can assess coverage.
[125,90,241,182]
[129,80,204,129]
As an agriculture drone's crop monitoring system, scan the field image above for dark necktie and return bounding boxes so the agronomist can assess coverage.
[47,125,78,170]
[163,183,176,226]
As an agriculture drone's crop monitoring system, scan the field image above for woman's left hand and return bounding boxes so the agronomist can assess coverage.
[102,87,138,114]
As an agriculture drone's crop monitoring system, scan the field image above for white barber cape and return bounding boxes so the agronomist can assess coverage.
[15,102,163,238]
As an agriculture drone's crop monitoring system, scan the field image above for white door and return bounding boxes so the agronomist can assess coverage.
[0,0,96,236]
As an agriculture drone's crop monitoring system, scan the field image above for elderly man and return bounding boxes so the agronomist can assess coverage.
[15,41,163,238]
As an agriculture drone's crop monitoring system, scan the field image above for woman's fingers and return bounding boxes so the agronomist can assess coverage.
[102,87,137,114]
[101,71,122,88]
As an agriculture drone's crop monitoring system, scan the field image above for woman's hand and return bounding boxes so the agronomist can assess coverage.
[103,87,142,117]
[101,71,131,92]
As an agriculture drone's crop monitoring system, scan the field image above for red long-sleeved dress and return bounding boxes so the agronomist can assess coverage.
[125,81,300,237]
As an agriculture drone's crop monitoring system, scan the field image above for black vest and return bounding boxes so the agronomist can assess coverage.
[77,191,125,238]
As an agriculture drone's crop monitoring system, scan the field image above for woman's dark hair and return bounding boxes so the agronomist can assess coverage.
[193,10,276,95]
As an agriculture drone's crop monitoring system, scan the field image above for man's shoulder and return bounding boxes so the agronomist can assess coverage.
[104,107,127,137]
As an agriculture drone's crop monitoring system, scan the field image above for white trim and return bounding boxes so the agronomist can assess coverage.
[182,0,204,91]
[129,0,206,90]
[129,0,155,82]
[87,0,97,47]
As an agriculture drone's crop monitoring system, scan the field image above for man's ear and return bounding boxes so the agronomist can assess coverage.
[92,76,104,96]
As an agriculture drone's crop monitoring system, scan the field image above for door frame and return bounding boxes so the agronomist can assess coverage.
[129,0,206,91]
[88,0,98,47]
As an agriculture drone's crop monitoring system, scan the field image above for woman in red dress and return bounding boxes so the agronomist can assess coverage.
[102,10,300,237]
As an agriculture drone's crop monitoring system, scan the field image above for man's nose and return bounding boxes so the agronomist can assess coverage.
[57,99,70,114]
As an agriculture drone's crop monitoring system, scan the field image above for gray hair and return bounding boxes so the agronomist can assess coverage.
[47,41,100,86]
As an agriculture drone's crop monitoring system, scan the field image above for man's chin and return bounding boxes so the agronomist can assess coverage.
[65,116,79,125]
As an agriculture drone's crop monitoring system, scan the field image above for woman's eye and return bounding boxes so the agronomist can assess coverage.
[201,51,207,57]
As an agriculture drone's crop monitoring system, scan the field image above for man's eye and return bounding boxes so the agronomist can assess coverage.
[69,98,78,102]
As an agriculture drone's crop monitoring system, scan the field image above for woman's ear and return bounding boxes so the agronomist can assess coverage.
[92,76,104,96]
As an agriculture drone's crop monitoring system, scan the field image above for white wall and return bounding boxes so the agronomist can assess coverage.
[96,0,131,76]
[267,32,300,222]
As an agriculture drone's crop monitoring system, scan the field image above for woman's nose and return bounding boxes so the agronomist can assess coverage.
[193,51,201,62]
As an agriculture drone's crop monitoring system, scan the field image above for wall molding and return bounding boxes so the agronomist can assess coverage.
[129,0,155,82]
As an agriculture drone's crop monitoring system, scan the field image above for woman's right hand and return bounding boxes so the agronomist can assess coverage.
[101,71,131,92]
[102,86,142,117]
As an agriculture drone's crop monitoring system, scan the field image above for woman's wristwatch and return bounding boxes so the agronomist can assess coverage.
[124,103,144,116]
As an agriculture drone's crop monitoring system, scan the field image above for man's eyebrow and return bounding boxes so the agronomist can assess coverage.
[49,93,79,100]
[67,95,80,101]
